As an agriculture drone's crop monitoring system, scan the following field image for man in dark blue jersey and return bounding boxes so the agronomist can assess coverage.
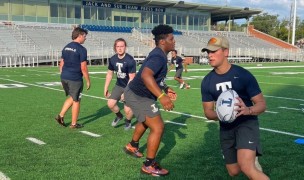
[123,24,177,176]
[201,36,269,180]
[168,50,190,89]
[55,27,91,129]
[104,38,136,130]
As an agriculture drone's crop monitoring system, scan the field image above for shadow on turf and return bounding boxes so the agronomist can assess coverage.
[136,114,189,163]
[77,105,112,125]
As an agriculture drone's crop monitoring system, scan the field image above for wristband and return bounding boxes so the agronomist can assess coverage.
[157,93,166,100]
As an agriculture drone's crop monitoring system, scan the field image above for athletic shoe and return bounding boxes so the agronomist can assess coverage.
[179,82,185,89]
[123,143,143,158]
[141,161,169,176]
[70,123,84,129]
[111,116,123,127]
[185,84,190,89]
[124,122,132,130]
[255,157,263,172]
[55,115,66,127]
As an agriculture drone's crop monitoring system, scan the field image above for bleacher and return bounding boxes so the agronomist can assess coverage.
[0,21,303,67]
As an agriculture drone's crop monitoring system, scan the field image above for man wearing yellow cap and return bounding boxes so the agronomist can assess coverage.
[200,36,269,180]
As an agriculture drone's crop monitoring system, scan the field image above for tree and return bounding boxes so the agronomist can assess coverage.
[251,13,280,34]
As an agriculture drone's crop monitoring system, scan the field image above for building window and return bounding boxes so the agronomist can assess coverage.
[50,3,58,17]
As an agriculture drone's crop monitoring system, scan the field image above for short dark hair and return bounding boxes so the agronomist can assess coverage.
[172,50,177,53]
[113,38,127,51]
[152,24,174,46]
[72,27,88,40]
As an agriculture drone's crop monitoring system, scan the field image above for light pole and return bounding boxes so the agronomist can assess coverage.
[292,0,297,45]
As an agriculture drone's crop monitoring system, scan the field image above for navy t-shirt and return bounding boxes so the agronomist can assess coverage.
[201,64,261,129]
[108,53,136,88]
[171,56,183,70]
[129,47,168,100]
[61,42,87,81]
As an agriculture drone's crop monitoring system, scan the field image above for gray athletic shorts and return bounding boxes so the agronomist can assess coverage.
[108,85,124,101]
[175,68,183,78]
[61,79,83,102]
[220,120,262,164]
[124,86,160,122]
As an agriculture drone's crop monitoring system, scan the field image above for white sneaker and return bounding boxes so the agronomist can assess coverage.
[111,117,123,127]
[179,83,185,89]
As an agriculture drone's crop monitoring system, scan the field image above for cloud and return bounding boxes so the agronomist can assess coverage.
[183,0,304,21]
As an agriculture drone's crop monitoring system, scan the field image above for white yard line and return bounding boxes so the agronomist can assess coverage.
[165,120,187,126]
[278,107,301,111]
[265,110,278,114]
[2,77,304,138]
[26,137,46,145]
[260,128,304,138]
[79,131,102,137]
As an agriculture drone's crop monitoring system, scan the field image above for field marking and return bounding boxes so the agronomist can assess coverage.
[0,78,108,101]
[265,110,278,114]
[0,171,10,180]
[161,110,207,120]
[26,137,46,145]
[206,120,217,123]
[165,120,187,126]
[2,77,304,138]
[80,131,102,137]
[260,82,304,87]
[260,128,304,138]
[270,72,304,75]
[265,95,304,102]
[278,106,301,111]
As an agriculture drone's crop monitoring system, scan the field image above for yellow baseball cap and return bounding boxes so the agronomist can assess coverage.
[201,36,229,52]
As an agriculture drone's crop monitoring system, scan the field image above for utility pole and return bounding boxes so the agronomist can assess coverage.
[292,0,297,45]
[288,2,292,43]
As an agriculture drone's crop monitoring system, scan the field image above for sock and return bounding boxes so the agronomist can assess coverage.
[144,158,155,167]
[125,119,131,123]
[115,111,123,119]
[130,140,139,148]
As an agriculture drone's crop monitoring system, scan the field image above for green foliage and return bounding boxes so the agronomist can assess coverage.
[251,13,280,34]
[250,13,304,42]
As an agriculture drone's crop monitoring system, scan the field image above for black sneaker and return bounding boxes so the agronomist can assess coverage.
[124,122,132,130]
[55,115,66,127]
[70,123,84,129]
[111,116,123,127]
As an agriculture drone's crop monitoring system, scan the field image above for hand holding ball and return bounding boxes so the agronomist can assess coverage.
[216,89,239,123]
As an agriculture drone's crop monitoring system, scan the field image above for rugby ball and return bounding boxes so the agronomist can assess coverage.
[216,89,239,123]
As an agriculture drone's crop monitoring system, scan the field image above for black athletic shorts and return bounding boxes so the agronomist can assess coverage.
[61,79,83,102]
[220,119,262,164]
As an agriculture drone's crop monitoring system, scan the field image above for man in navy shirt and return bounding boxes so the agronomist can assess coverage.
[123,24,177,177]
[201,36,269,180]
[104,38,136,130]
[168,50,190,89]
[55,27,90,129]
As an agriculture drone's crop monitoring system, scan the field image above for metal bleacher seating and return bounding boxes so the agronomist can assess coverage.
[0,21,303,67]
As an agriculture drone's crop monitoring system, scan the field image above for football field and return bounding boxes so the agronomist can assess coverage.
[0,62,304,179]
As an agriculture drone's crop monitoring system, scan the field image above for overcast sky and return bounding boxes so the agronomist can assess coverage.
[183,0,304,22]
